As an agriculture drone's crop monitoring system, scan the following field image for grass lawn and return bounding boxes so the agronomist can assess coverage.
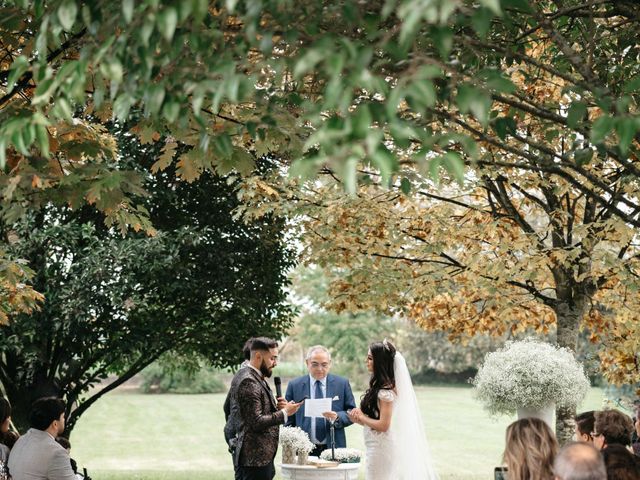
[70,386,605,479]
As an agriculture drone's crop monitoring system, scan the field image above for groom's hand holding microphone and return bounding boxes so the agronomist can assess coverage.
[274,376,302,415]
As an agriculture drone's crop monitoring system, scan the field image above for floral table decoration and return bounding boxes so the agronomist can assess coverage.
[473,338,590,429]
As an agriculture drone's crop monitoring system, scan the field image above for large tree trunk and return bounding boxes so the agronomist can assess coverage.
[554,297,586,445]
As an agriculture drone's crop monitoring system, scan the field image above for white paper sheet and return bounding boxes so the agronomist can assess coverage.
[303,397,333,417]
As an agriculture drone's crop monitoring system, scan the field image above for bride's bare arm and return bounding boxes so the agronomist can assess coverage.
[351,399,393,432]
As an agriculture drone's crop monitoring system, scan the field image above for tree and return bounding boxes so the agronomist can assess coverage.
[0,133,295,434]
[237,151,640,442]
[287,265,395,387]
[1,1,639,231]
[0,0,638,437]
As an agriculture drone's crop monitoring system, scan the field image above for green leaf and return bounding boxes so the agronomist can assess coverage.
[622,76,640,94]
[482,71,516,93]
[122,0,134,23]
[289,156,322,180]
[493,117,516,140]
[574,148,594,166]
[457,85,492,126]
[399,8,422,47]
[100,59,123,83]
[400,177,411,194]
[145,84,165,115]
[371,146,398,183]
[471,8,494,38]
[52,97,73,120]
[431,26,453,60]
[352,105,372,139]
[566,101,587,129]
[35,124,50,157]
[480,0,502,15]
[590,115,614,144]
[428,157,443,184]
[615,118,639,155]
[214,134,233,158]
[230,148,255,176]
[293,49,325,79]
[7,56,30,91]
[57,0,78,30]
[501,0,533,11]
[162,100,180,123]
[443,151,465,185]
[225,0,240,13]
[31,78,55,105]
[157,7,178,41]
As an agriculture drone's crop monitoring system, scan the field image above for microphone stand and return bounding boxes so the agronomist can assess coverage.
[329,419,336,461]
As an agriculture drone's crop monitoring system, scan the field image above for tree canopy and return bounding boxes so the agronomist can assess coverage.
[0,132,295,434]
[1,0,639,320]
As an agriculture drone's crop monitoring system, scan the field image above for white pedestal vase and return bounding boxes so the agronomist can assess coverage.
[517,403,556,432]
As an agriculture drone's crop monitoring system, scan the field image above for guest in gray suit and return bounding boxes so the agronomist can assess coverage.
[8,397,76,480]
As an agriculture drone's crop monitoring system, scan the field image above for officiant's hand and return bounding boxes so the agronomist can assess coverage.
[283,400,303,416]
[276,397,288,410]
[322,411,338,422]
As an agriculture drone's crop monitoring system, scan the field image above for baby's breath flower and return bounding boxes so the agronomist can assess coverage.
[279,426,314,454]
[473,338,590,416]
[320,448,362,463]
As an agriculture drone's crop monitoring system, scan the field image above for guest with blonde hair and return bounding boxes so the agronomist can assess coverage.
[503,418,559,480]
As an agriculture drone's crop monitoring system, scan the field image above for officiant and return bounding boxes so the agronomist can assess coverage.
[285,345,357,457]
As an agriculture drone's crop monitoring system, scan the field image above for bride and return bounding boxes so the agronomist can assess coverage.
[347,340,438,479]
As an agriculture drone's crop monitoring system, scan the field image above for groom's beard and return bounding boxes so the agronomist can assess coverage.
[260,360,273,378]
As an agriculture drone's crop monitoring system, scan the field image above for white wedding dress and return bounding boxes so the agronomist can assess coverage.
[364,353,439,480]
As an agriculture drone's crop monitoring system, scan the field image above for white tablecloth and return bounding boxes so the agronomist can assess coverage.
[280,461,360,480]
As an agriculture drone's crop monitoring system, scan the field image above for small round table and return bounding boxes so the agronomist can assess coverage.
[280,461,360,480]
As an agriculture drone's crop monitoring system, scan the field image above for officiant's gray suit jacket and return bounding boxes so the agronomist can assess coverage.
[8,428,76,480]
[284,373,356,448]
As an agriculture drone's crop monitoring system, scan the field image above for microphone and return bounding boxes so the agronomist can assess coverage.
[274,376,282,398]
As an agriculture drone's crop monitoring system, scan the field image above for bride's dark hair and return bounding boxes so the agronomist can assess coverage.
[360,340,396,419]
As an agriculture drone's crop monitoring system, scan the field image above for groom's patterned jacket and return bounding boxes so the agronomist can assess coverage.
[232,366,285,467]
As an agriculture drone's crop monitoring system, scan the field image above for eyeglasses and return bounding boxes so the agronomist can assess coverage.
[310,362,330,369]
[590,432,603,438]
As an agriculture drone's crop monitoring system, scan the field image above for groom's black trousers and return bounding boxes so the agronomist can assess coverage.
[237,463,275,480]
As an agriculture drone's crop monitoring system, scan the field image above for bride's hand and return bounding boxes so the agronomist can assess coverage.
[348,408,364,424]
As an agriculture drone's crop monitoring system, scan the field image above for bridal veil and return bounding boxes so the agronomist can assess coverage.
[392,352,439,479]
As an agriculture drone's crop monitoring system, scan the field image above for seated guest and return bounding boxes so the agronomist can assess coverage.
[601,444,640,479]
[574,411,596,444]
[55,437,82,479]
[592,409,634,450]
[8,397,76,480]
[2,430,19,450]
[553,442,606,480]
[0,397,12,463]
[503,417,559,480]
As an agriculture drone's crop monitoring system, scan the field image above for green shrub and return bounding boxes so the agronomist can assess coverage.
[140,362,225,394]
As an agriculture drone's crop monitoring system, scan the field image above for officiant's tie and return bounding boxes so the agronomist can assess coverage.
[315,379,326,442]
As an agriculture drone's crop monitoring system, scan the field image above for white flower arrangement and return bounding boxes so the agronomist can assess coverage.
[473,338,590,415]
[320,448,362,463]
[279,426,314,454]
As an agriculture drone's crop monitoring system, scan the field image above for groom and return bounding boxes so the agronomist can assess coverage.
[285,345,356,457]
[233,337,301,480]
